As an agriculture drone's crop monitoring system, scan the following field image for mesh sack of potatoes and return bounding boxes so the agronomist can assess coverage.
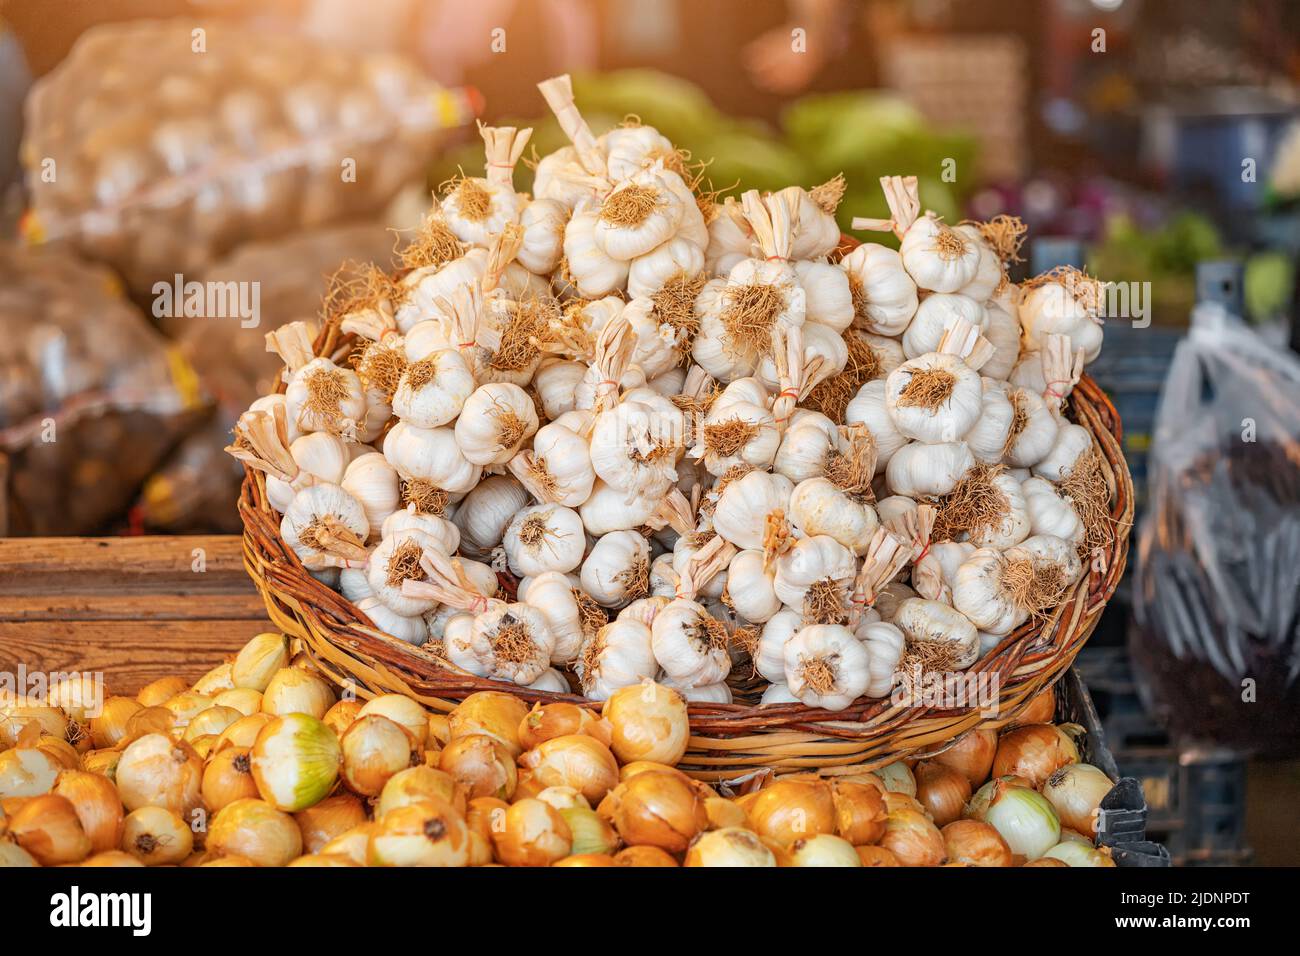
[19,18,474,296]
[140,221,400,533]
[0,244,204,535]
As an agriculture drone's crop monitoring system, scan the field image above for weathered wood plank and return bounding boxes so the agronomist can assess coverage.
[0,536,251,595]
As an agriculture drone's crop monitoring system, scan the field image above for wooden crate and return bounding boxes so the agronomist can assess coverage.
[0,535,264,694]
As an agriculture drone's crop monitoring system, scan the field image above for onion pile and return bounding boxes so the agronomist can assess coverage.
[222,76,1114,715]
[0,636,1117,867]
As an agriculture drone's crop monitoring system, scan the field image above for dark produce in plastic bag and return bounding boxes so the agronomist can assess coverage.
[1132,303,1300,756]
[0,244,203,535]
[20,19,474,296]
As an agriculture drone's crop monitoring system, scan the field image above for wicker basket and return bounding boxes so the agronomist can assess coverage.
[239,307,1133,784]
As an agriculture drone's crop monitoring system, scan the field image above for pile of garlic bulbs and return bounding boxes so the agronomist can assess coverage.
[228,77,1112,714]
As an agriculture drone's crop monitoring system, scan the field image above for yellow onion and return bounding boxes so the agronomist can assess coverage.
[518,734,620,804]
[377,765,464,818]
[198,854,259,867]
[830,781,887,846]
[359,695,429,749]
[207,798,302,866]
[1058,827,1094,845]
[53,770,123,853]
[1041,763,1113,835]
[1024,856,1069,867]
[162,692,214,730]
[880,808,945,866]
[748,780,836,845]
[873,761,917,796]
[0,746,63,799]
[427,713,451,747]
[340,715,418,797]
[294,794,368,854]
[368,795,469,867]
[191,662,235,696]
[914,761,972,827]
[47,674,105,723]
[942,819,1013,867]
[124,706,175,742]
[116,734,203,815]
[535,786,589,811]
[492,798,572,867]
[1042,840,1116,867]
[966,774,1034,819]
[686,827,776,867]
[705,796,749,831]
[619,760,694,783]
[559,805,620,856]
[136,676,189,708]
[214,712,274,752]
[449,692,530,757]
[613,845,679,866]
[608,770,707,852]
[122,806,193,865]
[9,794,92,865]
[189,735,219,761]
[980,781,1061,861]
[88,696,142,748]
[855,845,901,866]
[201,747,260,812]
[261,668,334,719]
[81,850,145,867]
[0,703,69,748]
[250,713,341,811]
[231,633,290,692]
[517,701,611,752]
[601,681,689,766]
[789,833,862,866]
[440,734,516,800]
[1012,687,1056,726]
[0,840,37,867]
[213,688,263,717]
[183,705,242,743]
[320,823,378,865]
[288,853,360,866]
[467,796,510,862]
[323,699,364,738]
[931,729,997,788]
[992,724,1079,789]
[38,735,82,769]
[82,749,121,781]
[554,853,616,866]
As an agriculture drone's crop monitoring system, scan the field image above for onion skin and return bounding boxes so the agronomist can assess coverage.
[1042,841,1116,867]
[1023,857,1069,867]
[202,747,261,812]
[288,853,361,867]
[914,762,972,828]
[1012,688,1055,726]
[467,796,511,860]
[89,697,142,749]
[830,781,887,846]
[685,827,777,867]
[517,734,620,804]
[295,794,368,854]
[322,699,364,738]
[992,724,1079,789]
[492,798,572,867]
[208,799,303,867]
[747,780,837,846]
[855,845,901,866]
[359,695,430,749]
[518,702,611,752]
[122,806,193,865]
[53,770,124,853]
[368,796,469,867]
[123,707,175,743]
[942,819,1013,867]
[116,734,204,816]
[250,713,342,811]
[608,770,708,853]
[450,692,530,757]
[439,734,517,800]
[705,796,749,831]
[559,805,620,856]
[81,850,146,867]
[554,853,617,866]
[10,794,92,865]
[930,729,997,788]
[602,682,689,766]
[136,676,190,708]
[789,833,862,867]
[214,713,274,753]
[1041,763,1113,835]
[378,766,465,819]
[613,845,679,866]
[982,781,1061,861]
[880,808,945,866]
[320,823,379,866]
[340,715,419,797]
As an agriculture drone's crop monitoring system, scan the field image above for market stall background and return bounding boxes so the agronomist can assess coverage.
[0,0,1297,866]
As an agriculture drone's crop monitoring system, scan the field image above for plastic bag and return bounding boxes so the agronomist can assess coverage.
[0,243,204,535]
[138,221,398,532]
[1131,302,1300,754]
[20,19,474,295]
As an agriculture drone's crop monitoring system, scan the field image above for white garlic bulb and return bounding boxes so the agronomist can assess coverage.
[391,349,476,428]
[912,541,976,604]
[772,535,857,609]
[886,352,984,443]
[845,380,909,471]
[755,320,848,392]
[619,595,670,629]
[454,383,539,466]
[580,530,651,608]
[773,411,840,482]
[470,602,556,685]
[1001,388,1060,468]
[517,198,568,274]
[532,360,587,420]
[592,167,685,261]
[968,470,1032,550]
[1019,272,1105,362]
[502,504,586,577]
[627,235,705,299]
[564,205,631,297]
[451,474,531,557]
[705,197,755,276]
[444,612,486,676]
[590,398,683,499]
[650,599,733,687]
[1017,533,1084,586]
[725,549,781,623]
[954,224,1003,302]
[793,260,854,332]
[696,398,778,477]
[285,357,368,439]
[383,422,482,501]
[341,452,402,537]
[1032,423,1093,482]
[713,470,794,550]
[788,478,880,556]
[962,380,1015,464]
[521,570,601,664]
[1021,477,1084,546]
[885,441,974,498]
[366,528,443,617]
[754,608,801,682]
[280,483,369,570]
[893,598,979,669]
[901,293,987,360]
[670,537,727,600]
[661,677,733,704]
[858,621,906,698]
[783,624,871,711]
[840,243,918,335]
[512,421,596,508]
[394,251,487,333]
[380,505,460,554]
[578,480,659,536]
[577,619,657,700]
[355,597,430,646]
[760,682,801,706]
[873,581,917,622]
[980,295,1021,380]
[900,214,981,294]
